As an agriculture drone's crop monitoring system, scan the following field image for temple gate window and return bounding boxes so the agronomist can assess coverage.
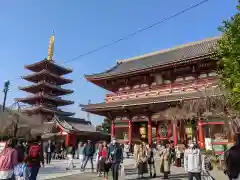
[163,80,171,84]
[151,82,157,87]
[141,84,148,88]
[208,71,217,77]
[185,76,195,81]
[132,84,140,89]
[175,77,184,82]
[199,73,208,79]
[124,86,131,90]
[155,73,163,85]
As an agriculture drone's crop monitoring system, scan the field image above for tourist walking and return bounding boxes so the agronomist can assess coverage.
[27,137,44,180]
[136,142,148,179]
[66,144,76,170]
[108,138,123,180]
[147,144,156,178]
[96,143,103,177]
[44,140,54,165]
[134,144,139,167]
[102,141,110,180]
[81,140,95,172]
[124,142,130,158]
[0,139,18,180]
[15,141,25,165]
[224,134,240,180]
[14,157,30,180]
[159,144,171,179]
[175,145,181,166]
[184,143,204,180]
[23,142,29,157]
[76,141,82,159]
[78,142,85,168]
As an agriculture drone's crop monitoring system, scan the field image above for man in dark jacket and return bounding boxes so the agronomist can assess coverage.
[81,140,95,172]
[15,141,25,162]
[108,138,123,180]
[224,134,240,180]
[44,140,54,164]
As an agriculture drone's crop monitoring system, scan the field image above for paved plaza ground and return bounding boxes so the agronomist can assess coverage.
[38,158,228,180]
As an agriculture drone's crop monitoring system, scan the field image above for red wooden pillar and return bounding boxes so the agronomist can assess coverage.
[128,120,132,144]
[111,120,115,138]
[69,134,77,146]
[65,134,70,147]
[156,122,160,148]
[173,121,178,146]
[179,121,184,144]
[198,120,205,149]
[148,117,152,145]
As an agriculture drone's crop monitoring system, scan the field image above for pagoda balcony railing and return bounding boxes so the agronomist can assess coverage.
[25,104,62,111]
[37,92,63,99]
[105,77,218,102]
[35,80,62,87]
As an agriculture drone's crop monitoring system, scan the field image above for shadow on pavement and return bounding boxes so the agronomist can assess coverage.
[39,166,66,174]
[126,173,188,180]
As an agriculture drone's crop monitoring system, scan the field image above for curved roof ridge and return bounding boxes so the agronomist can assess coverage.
[117,36,221,64]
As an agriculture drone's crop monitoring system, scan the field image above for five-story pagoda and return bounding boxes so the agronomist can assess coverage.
[15,33,74,121]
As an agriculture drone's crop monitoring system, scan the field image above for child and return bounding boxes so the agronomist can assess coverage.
[14,157,30,180]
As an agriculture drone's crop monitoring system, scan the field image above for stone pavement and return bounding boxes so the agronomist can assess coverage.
[38,158,228,180]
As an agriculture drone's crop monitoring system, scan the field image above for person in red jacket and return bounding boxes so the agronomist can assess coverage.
[0,139,18,180]
[102,141,110,180]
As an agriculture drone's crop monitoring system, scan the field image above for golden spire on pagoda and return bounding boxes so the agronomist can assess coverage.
[47,31,55,61]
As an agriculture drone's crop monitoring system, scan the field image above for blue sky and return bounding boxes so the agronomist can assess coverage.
[0,0,237,125]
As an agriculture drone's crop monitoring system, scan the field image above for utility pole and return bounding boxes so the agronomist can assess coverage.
[87,100,91,123]
[2,80,10,112]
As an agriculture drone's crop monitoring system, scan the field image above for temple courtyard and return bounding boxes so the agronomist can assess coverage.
[39,158,227,180]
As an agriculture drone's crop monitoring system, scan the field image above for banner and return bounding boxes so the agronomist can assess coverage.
[205,138,212,150]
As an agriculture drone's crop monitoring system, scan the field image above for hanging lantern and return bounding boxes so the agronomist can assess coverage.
[139,124,147,139]
[160,124,168,137]
[185,125,193,136]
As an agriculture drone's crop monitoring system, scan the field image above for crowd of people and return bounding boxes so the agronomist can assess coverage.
[1,134,240,180]
[0,137,44,180]
[0,137,125,180]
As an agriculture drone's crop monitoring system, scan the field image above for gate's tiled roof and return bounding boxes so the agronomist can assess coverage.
[85,37,220,80]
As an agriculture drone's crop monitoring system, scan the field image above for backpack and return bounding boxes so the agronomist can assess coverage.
[28,145,40,162]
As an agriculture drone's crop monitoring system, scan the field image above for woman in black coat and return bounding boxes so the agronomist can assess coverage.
[148,145,156,178]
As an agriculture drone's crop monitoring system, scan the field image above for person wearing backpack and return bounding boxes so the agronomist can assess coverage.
[0,139,18,180]
[14,157,30,180]
[27,137,44,180]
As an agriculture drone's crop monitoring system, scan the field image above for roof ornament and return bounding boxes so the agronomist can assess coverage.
[47,31,55,61]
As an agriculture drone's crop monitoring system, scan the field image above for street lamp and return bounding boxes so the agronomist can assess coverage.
[2,80,10,112]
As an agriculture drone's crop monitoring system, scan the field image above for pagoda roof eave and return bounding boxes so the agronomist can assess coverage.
[80,86,223,113]
[19,82,74,96]
[15,94,74,106]
[22,69,73,85]
[21,106,75,116]
[84,36,220,81]
[24,59,72,75]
